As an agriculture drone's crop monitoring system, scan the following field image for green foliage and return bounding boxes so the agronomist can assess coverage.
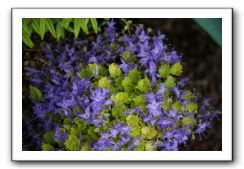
[129,125,141,138]
[172,101,182,112]
[145,141,157,151]
[128,68,141,84]
[90,18,99,34]
[98,76,110,90]
[22,18,101,48]
[134,140,145,151]
[137,77,151,93]
[122,76,134,92]
[141,126,158,140]
[165,75,176,88]
[133,95,146,106]
[184,90,193,101]
[182,117,197,126]
[80,141,90,151]
[79,64,96,78]
[112,103,127,119]
[109,63,122,78]
[126,114,140,126]
[80,18,89,35]
[186,102,198,114]
[41,143,54,151]
[122,50,131,61]
[162,97,172,111]
[74,18,82,38]
[98,65,109,76]
[29,85,43,101]
[159,64,170,78]
[113,92,130,104]
[65,135,80,151]
[170,62,183,76]
[43,130,54,144]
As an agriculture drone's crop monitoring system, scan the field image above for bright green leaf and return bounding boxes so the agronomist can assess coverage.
[73,18,82,38]
[90,18,99,33]
[80,18,89,35]
[45,18,56,38]
[23,33,34,48]
[40,18,46,40]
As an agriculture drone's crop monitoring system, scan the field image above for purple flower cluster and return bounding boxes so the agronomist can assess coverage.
[24,19,221,151]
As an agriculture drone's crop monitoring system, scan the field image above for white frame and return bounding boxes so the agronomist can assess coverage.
[12,8,232,161]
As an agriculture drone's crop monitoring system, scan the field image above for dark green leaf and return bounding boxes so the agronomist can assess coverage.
[29,85,43,101]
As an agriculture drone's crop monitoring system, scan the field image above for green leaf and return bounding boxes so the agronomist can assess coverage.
[172,101,182,112]
[98,65,109,76]
[45,18,56,38]
[112,103,127,119]
[108,63,122,78]
[170,62,183,76]
[65,135,80,151]
[73,18,82,38]
[186,102,198,114]
[29,85,43,101]
[128,68,141,84]
[31,19,41,37]
[141,126,158,140]
[43,130,54,144]
[129,125,141,138]
[182,117,197,126]
[113,92,130,104]
[145,141,157,151]
[159,64,170,78]
[162,97,172,111]
[122,50,131,61]
[90,18,99,33]
[60,18,72,28]
[133,95,146,106]
[23,33,34,48]
[98,76,110,90]
[80,141,90,151]
[126,114,140,126]
[184,90,193,101]
[22,19,32,36]
[80,18,89,35]
[40,18,46,40]
[122,76,134,92]
[165,75,176,88]
[134,140,145,151]
[41,143,54,151]
[56,23,64,42]
[137,77,151,93]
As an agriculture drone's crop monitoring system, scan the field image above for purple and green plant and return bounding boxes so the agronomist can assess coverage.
[24,19,221,151]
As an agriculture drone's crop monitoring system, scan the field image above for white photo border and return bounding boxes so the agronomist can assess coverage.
[12,8,233,161]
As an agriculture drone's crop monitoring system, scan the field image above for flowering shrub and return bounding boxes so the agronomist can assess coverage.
[24,19,220,151]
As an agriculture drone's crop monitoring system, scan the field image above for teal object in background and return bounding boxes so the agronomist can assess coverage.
[193,18,222,47]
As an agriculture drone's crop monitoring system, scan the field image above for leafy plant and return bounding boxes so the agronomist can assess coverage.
[22,18,100,48]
